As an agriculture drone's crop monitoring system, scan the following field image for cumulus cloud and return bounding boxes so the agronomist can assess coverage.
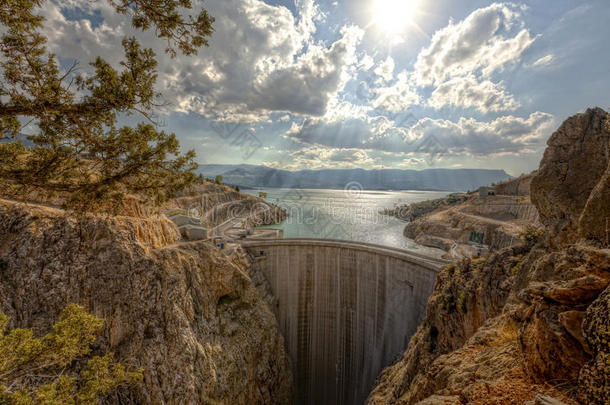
[414,3,536,86]
[285,108,410,152]
[374,56,395,83]
[35,0,560,170]
[41,0,363,121]
[289,146,375,168]
[250,25,363,117]
[407,112,555,156]
[428,75,519,112]
[371,71,421,113]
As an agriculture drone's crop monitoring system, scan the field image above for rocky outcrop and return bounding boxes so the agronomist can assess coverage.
[368,242,609,404]
[0,200,293,404]
[368,108,610,405]
[403,194,539,259]
[164,183,285,229]
[531,107,610,246]
[381,194,469,222]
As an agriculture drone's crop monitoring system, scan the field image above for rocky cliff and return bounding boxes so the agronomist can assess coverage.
[368,108,610,404]
[403,191,540,259]
[0,197,293,404]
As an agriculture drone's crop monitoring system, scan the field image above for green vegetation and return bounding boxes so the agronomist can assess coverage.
[519,224,544,245]
[214,175,223,184]
[457,291,468,312]
[440,292,456,313]
[511,261,522,275]
[0,304,142,404]
[0,0,215,212]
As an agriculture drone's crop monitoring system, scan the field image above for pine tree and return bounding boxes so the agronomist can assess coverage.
[0,0,214,212]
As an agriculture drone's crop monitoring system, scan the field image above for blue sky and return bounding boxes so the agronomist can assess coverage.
[42,0,610,175]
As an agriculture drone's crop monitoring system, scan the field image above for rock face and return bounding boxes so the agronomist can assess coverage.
[0,200,293,404]
[368,109,610,405]
[578,286,610,404]
[494,172,536,196]
[531,107,610,246]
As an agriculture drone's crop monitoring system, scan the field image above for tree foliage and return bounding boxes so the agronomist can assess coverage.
[0,0,214,212]
[0,304,142,404]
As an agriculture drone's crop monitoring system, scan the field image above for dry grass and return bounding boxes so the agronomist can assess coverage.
[468,366,579,405]
[490,318,520,346]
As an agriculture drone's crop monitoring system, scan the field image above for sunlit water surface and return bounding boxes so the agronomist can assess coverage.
[244,188,449,257]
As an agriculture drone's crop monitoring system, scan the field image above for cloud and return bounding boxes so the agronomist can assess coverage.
[428,75,519,112]
[399,157,425,167]
[532,54,554,68]
[285,108,410,152]
[374,56,395,83]
[249,25,363,117]
[414,3,536,86]
[286,97,553,159]
[289,146,375,168]
[407,112,555,156]
[42,0,363,121]
[371,71,421,113]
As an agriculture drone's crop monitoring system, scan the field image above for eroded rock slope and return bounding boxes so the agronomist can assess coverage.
[368,108,610,405]
[0,199,293,404]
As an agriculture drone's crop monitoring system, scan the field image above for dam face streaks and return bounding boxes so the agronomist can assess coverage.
[243,239,446,405]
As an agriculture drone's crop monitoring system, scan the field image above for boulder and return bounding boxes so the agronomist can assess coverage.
[531,107,610,245]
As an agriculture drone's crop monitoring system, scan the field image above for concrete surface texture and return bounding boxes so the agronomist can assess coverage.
[243,239,447,405]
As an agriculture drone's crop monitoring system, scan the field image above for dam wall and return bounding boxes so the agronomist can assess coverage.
[242,239,448,405]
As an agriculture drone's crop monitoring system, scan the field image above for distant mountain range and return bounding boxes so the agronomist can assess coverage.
[197,164,512,192]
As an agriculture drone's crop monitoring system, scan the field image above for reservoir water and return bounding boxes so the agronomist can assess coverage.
[244,187,449,256]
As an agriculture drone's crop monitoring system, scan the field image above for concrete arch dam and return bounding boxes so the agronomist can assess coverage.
[242,239,448,405]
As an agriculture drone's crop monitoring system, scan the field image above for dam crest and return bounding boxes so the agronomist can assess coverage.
[242,239,448,405]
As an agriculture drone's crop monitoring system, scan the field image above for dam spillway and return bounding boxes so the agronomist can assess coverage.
[242,239,447,405]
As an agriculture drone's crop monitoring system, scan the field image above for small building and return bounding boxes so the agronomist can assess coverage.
[478,186,496,197]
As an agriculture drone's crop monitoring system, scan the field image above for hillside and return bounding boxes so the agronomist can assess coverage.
[162,182,286,229]
[367,107,610,404]
[390,173,539,259]
[0,185,293,404]
[197,165,511,192]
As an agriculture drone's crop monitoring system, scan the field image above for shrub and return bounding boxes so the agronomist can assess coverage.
[0,304,142,404]
[511,261,522,275]
[519,225,544,245]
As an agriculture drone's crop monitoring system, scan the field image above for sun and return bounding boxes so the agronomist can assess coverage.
[372,0,420,35]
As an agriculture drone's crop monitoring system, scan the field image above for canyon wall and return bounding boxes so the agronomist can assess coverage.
[368,108,610,405]
[0,200,293,404]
